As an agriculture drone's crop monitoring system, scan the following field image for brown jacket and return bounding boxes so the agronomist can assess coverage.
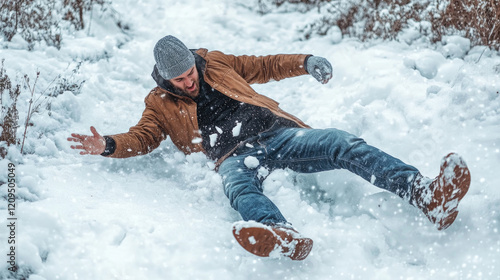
[107,48,311,165]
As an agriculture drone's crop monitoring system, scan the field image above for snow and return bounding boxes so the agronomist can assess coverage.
[1,0,500,279]
[232,122,242,137]
[244,156,260,169]
[326,26,343,44]
[209,133,218,147]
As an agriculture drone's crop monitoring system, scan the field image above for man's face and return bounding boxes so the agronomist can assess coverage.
[169,66,200,98]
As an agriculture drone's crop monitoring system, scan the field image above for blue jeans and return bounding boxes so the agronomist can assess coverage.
[218,127,420,224]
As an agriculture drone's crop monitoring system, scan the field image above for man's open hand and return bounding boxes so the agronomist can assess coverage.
[67,126,106,155]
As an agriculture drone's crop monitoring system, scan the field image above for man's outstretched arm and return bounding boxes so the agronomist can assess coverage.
[214,52,332,85]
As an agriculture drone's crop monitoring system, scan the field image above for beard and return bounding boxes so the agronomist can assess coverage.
[167,80,200,98]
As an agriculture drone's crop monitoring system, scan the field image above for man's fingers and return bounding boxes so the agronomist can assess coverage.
[68,137,82,142]
[90,126,101,138]
[322,74,332,84]
[69,134,90,142]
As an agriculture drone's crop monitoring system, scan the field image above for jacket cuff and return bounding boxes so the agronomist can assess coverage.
[303,55,313,74]
[100,136,116,156]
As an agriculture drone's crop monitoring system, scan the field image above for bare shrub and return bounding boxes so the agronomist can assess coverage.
[0,59,21,158]
[0,0,110,50]
[259,0,500,49]
[20,63,84,154]
[0,0,62,49]
[433,0,500,49]
[299,0,432,40]
[0,59,84,157]
[257,0,327,13]
[63,0,108,30]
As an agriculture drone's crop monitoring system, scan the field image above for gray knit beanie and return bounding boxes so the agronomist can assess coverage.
[153,35,195,80]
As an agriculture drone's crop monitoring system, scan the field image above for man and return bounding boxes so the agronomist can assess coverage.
[68,35,471,261]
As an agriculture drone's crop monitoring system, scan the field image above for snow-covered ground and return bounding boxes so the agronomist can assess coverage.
[1,0,499,279]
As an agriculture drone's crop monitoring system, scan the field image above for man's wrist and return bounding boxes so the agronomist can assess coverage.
[100,136,116,156]
[304,55,313,74]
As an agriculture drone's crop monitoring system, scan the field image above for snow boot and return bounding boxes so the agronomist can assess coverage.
[411,153,471,230]
[232,221,313,260]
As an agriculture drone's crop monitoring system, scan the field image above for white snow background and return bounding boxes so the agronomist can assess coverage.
[1,0,500,279]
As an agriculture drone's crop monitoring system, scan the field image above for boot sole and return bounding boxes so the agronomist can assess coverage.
[435,153,471,230]
[232,224,313,260]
